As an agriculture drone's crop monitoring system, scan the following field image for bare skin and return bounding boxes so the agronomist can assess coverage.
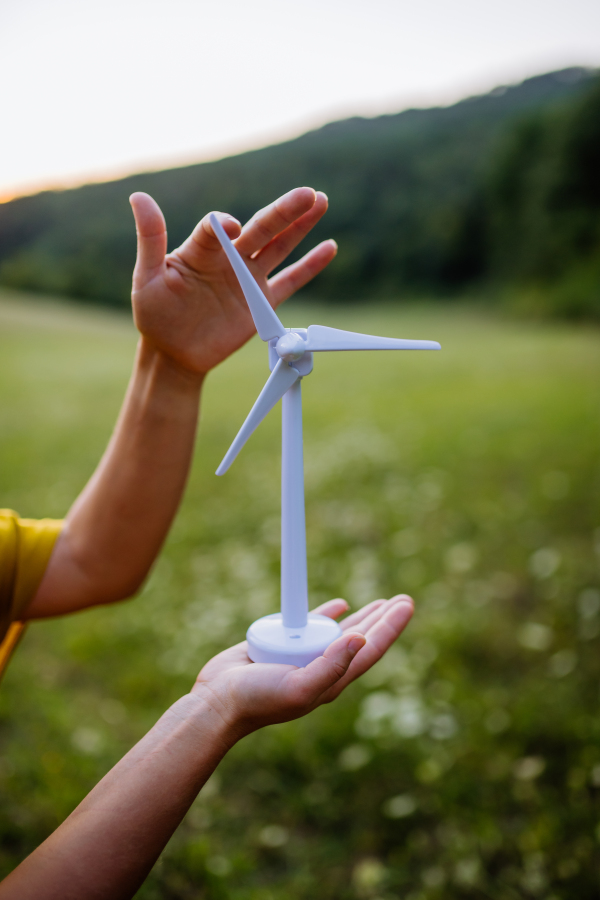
[0,596,413,900]
[25,187,337,618]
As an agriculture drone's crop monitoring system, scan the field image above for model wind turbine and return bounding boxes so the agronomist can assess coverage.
[211,213,440,666]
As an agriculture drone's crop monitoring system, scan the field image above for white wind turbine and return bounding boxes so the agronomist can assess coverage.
[211,214,440,666]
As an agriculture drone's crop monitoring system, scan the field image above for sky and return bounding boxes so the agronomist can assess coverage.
[1,0,599,201]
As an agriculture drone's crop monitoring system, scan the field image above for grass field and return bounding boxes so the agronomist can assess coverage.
[0,288,599,899]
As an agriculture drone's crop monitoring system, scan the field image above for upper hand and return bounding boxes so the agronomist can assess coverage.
[190,595,414,737]
[129,188,337,376]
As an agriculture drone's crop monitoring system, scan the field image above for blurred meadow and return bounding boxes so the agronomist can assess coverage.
[0,287,599,898]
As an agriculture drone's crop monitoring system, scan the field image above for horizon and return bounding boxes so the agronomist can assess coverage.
[0,64,595,205]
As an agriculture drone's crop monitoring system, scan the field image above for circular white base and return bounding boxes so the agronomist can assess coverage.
[246,613,342,667]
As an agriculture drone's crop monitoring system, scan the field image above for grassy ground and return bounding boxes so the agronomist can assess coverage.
[0,288,599,899]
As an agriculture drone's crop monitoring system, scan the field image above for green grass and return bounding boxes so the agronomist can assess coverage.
[0,288,599,899]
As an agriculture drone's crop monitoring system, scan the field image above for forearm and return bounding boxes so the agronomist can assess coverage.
[27,338,204,617]
[0,694,235,900]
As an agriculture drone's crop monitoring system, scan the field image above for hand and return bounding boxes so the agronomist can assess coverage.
[129,188,337,376]
[0,597,410,899]
[191,595,414,737]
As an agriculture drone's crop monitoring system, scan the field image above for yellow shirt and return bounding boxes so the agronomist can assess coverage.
[0,510,64,679]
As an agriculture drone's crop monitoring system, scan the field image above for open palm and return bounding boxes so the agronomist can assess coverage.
[129,188,337,375]
[191,596,414,736]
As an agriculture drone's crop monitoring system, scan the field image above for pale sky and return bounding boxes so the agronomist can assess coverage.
[1,0,599,200]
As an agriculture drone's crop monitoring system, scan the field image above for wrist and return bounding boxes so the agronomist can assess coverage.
[167,692,242,751]
[137,336,206,391]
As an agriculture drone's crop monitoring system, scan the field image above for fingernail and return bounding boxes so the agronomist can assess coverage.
[348,636,365,657]
[320,191,329,202]
[329,239,338,251]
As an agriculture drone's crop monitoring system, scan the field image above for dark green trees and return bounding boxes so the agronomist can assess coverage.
[486,79,600,318]
[0,68,598,316]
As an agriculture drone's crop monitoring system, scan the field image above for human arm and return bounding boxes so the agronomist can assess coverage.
[0,596,413,899]
[25,188,336,618]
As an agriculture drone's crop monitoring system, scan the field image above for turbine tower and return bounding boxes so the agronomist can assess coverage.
[211,214,440,666]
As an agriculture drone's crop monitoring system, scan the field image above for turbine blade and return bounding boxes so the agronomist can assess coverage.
[304,324,441,352]
[209,213,286,342]
[216,360,299,475]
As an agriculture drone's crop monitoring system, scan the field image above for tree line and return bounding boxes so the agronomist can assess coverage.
[0,67,598,318]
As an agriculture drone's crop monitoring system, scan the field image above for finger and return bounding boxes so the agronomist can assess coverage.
[267,240,337,306]
[320,599,414,703]
[235,187,317,258]
[284,632,366,701]
[311,598,349,619]
[130,192,168,290]
[253,191,329,275]
[341,595,413,636]
[344,598,414,681]
[360,597,414,656]
[176,211,242,269]
[339,597,395,637]
[339,599,387,631]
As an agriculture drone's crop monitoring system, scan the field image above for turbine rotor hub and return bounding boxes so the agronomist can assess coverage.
[275,332,306,362]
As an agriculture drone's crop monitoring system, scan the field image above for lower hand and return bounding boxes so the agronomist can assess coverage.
[191,595,414,737]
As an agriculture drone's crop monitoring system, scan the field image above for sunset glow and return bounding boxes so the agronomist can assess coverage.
[1,0,599,200]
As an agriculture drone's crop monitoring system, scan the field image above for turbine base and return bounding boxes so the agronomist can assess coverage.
[246,613,342,667]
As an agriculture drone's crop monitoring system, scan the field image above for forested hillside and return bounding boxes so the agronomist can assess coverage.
[485,77,600,317]
[0,67,598,314]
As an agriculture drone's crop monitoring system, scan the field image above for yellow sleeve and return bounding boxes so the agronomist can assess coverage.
[0,510,64,678]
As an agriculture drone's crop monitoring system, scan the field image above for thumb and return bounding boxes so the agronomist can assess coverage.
[289,632,366,701]
[130,192,167,290]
